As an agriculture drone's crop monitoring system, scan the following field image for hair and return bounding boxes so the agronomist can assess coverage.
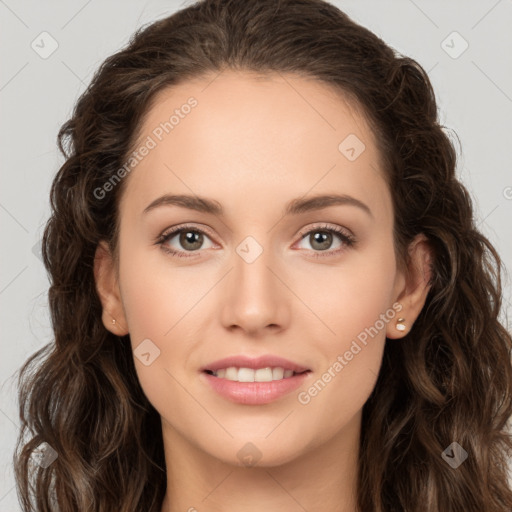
[14,0,512,510]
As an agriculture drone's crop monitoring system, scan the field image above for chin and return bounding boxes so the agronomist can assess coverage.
[203,437,309,469]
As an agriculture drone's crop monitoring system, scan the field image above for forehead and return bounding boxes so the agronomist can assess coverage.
[136,70,375,151]
[120,70,389,219]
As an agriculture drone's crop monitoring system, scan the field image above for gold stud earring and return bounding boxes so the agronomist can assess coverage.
[112,318,116,325]
[396,318,406,331]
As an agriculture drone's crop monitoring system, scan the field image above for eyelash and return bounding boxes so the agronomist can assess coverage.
[155,223,356,259]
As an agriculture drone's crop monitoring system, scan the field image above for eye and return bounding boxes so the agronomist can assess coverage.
[155,223,356,259]
[295,224,356,258]
[156,224,216,258]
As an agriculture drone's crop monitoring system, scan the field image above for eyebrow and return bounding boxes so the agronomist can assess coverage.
[142,193,373,218]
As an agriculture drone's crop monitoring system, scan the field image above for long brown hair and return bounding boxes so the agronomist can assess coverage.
[14,0,512,510]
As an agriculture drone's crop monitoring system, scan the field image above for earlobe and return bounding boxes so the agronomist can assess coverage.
[386,234,433,340]
[93,240,129,335]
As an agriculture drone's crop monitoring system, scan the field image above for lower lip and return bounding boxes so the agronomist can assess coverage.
[201,371,311,405]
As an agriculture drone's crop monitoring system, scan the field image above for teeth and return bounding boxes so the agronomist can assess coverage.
[255,368,273,382]
[210,366,301,382]
[225,367,238,380]
[272,367,284,380]
[238,367,256,382]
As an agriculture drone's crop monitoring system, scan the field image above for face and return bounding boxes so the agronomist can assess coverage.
[95,70,429,468]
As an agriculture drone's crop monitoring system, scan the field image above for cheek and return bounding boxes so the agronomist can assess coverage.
[295,240,397,410]
[117,248,196,422]
[117,240,212,382]
[118,241,204,342]
[294,338,384,453]
[296,237,398,347]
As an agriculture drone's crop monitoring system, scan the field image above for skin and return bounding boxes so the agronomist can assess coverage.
[94,70,432,512]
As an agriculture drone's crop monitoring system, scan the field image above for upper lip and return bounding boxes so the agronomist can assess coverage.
[201,355,311,373]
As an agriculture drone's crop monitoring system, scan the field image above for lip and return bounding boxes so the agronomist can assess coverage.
[200,355,312,405]
[200,355,310,373]
[200,371,311,405]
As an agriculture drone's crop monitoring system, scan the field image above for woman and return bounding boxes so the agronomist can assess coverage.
[14,0,512,510]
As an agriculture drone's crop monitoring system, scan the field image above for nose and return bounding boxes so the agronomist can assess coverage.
[220,243,290,336]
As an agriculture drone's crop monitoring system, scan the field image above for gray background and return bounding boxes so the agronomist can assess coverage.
[1,0,511,509]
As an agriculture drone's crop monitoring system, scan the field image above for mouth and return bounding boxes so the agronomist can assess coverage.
[200,354,312,405]
[200,355,312,404]
[201,366,312,405]
[203,367,311,382]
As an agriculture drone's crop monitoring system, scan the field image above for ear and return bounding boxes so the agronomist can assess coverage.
[93,240,129,336]
[386,233,433,339]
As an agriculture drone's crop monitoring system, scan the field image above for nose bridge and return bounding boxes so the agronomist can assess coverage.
[221,235,288,332]
[235,244,274,300]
